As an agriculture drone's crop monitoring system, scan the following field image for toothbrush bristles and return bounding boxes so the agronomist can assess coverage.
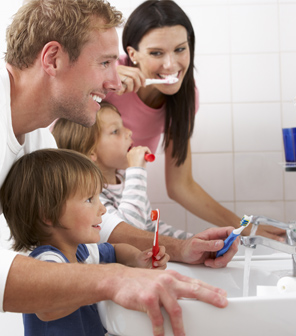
[240,215,252,227]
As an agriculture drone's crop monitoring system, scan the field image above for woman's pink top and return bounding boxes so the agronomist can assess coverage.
[105,55,199,153]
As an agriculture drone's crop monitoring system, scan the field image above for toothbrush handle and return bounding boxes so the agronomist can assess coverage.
[152,244,159,268]
[216,232,239,258]
[144,153,155,162]
[152,229,159,269]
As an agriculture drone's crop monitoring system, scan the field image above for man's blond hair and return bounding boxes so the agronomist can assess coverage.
[5,0,123,69]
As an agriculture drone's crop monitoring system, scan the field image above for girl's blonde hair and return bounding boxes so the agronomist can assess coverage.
[0,148,105,252]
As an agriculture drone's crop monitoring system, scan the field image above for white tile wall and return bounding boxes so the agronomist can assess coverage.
[195,55,232,103]
[191,104,233,152]
[230,5,279,53]
[233,103,282,152]
[232,54,281,102]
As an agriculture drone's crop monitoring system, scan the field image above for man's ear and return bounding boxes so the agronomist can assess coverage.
[41,41,66,77]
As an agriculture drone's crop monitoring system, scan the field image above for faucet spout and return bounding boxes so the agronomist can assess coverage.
[240,236,296,255]
[250,215,296,231]
[241,215,296,276]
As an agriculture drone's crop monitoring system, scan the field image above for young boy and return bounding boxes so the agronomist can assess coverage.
[0,148,168,336]
[52,102,194,241]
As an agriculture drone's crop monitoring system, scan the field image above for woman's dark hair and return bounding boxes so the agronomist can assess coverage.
[122,0,196,166]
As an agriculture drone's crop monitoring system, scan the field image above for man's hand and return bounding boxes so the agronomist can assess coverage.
[178,227,239,268]
[110,264,228,336]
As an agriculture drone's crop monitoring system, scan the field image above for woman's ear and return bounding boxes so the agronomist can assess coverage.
[126,46,137,65]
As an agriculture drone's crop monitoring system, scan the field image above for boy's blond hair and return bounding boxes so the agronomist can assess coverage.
[5,0,123,69]
[52,101,120,156]
[0,148,105,252]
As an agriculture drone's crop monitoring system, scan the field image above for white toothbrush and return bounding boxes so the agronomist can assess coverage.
[145,77,179,86]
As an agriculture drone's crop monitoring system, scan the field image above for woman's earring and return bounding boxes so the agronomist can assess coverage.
[133,60,137,65]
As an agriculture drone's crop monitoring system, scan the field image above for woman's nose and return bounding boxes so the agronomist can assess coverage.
[163,53,174,69]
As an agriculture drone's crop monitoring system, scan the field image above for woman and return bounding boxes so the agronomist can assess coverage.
[105,0,284,240]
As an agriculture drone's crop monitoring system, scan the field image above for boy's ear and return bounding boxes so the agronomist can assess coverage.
[43,218,54,227]
[41,41,68,77]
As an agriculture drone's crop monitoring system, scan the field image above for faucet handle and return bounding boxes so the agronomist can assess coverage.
[288,221,296,231]
[287,222,296,245]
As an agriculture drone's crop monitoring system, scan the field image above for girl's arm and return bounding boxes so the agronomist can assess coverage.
[100,167,150,231]
[164,139,285,240]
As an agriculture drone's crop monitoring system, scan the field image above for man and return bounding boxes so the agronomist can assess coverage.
[0,1,237,335]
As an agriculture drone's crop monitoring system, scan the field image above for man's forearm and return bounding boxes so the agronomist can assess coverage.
[3,254,124,314]
[108,221,183,261]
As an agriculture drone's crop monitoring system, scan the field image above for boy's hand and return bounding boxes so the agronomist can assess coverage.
[137,246,170,270]
[127,146,151,168]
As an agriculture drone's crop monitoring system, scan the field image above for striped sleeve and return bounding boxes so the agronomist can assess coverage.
[142,200,193,239]
[100,168,193,240]
[100,167,149,230]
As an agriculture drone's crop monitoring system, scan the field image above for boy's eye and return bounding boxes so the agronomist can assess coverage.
[86,197,93,203]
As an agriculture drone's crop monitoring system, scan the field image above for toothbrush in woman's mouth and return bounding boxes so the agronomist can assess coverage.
[145,75,179,86]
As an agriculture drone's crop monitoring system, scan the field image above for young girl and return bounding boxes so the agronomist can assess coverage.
[52,102,193,240]
[0,148,168,336]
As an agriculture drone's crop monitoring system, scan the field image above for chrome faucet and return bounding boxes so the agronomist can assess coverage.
[240,215,296,276]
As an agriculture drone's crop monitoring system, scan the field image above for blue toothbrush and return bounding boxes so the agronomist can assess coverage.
[216,215,252,258]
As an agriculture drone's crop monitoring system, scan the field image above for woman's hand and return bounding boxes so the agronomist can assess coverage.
[117,65,146,95]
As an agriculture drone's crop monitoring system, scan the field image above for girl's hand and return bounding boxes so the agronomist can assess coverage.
[137,246,170,270]
[117,65,146,95]
[127,146,151,168]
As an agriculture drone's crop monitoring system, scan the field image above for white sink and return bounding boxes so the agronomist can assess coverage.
[98,253,296,336]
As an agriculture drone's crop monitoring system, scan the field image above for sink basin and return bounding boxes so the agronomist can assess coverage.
[98,253,296,336]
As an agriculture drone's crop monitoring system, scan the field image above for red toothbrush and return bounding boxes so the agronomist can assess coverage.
[151,209,160,268]
[144,153,155,162]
